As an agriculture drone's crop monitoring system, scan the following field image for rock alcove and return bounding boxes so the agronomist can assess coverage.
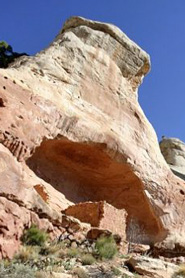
[27,138,165,244]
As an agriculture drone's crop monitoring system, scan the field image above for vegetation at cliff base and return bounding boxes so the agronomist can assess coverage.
[95,235,118,259]
[0,225,127,277]
[21,225,48,246]
[0,262,35,278]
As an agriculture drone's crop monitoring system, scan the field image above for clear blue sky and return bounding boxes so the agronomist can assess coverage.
[1,1,185,142]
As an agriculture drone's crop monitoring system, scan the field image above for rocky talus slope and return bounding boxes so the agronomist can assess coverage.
[0,16,185,261]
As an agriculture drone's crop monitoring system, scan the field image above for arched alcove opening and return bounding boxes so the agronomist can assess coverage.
[27,138,166,244]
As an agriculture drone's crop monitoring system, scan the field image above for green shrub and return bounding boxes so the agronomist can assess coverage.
[0,262,35,278]
[67,247,81,258]
[95,236,117,260]
[21,225,48,246]
[81,254,96,265]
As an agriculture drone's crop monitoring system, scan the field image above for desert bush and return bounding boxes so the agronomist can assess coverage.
[95,235,117,260]
[81,254,96,265]
[14,245,40,262]
[58,248,66,259]
[21,225,48,246]
[67,247,81,258]
[127,217,149,253]
[0,262,35,278]
[127,218,148,243]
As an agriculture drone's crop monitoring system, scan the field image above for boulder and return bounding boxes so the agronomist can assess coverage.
[0,16,185,257]
[128,243,150,254]
[86,228,112,240]
[85,264,134,278]
[126,255,178,278]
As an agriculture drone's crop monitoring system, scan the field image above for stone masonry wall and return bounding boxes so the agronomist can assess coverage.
[63,201,127,239]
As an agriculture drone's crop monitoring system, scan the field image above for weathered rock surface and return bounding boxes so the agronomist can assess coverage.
[46,255,178,278]
[128,243,150,254]
[160,137,185,181]
[0,16,185,257]
[0,142,65,258]
[126,255,178,278]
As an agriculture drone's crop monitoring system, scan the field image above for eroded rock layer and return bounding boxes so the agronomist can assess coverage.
[0,16,185,257]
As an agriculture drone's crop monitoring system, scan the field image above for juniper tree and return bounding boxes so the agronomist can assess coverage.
[0,40,28,68]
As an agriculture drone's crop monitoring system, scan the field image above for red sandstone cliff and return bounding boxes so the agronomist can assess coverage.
[0,16,185,258]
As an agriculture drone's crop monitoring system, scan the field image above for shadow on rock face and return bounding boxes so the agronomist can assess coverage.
[26,138,166,244]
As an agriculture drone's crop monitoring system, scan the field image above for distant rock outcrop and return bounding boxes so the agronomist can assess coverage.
[160,137,185,181]
[0,16,185,258]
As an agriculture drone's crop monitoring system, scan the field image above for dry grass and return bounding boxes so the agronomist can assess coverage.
[0,262,35,278]
[40,241,66,256]
[14,245,39,262]
[67,247,81,258]
[111,266,122,276]
[81,254,96,265]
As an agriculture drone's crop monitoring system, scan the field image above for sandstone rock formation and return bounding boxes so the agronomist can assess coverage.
[160,137,185,181]
[126,255,178,278]
[0,16,185,258]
